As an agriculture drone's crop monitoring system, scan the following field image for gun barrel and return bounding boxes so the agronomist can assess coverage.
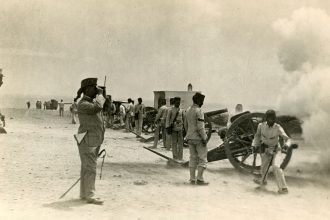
[205,108,228,117]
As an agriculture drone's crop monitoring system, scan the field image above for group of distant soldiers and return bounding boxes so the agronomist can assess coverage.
[101,95,146,136]
[71,77,291,205]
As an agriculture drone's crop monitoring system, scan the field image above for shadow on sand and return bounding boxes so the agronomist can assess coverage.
[43,199,87,211]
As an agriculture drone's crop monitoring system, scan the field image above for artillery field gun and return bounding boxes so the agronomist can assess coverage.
[144,108,301,174]
[205,111,300,174]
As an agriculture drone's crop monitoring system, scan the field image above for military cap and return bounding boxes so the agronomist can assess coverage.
[169,98,175,105]
[265,109,276,118]
[193,92,205,102]
[174,97,181,101]
[81,78,97,88]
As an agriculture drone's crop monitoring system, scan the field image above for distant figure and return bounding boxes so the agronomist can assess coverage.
[235,104,243,114]
[26,101,31,109]
[252,110,291,194]
[70,99,78,124]
[59,99,64,116]
[119,103,126,127]
[185,92,209,185]
[105,95,116,128]
[134,98,145,136]
[36,100,42,109]
[0,111,6,134]
[227,103,244,127]
[125,98,134,132]
[43,101,47,110]
[188,83,193,91]
[152,98,167,148]
[166,97,184,160]
[0,68,3,87]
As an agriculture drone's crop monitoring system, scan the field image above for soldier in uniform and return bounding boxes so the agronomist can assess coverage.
[75,78,105,205]
[71,99,78,124]
[152,98,167,148]
[166,97,184,160]
[105,95,116,128]
[252,109,291,194]
[119,102,126,127]
[134,97,145,136]
[184,93,209,185]
[125,98,134,132]
[59,99,65,116]
[164,98,175,150]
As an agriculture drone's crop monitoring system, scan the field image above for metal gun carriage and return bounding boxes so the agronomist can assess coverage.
[141,85,301,174]
[144,107,301,174]
[205,111,300,174]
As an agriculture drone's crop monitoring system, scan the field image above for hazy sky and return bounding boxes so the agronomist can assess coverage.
[1,0,329,107]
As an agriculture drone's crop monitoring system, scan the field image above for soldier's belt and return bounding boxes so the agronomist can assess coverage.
[260,143,277,153]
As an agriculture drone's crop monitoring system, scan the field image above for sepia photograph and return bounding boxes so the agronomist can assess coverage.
[0,0,329,219]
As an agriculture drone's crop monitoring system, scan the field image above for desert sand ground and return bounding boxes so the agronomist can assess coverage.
[0,108,329,220]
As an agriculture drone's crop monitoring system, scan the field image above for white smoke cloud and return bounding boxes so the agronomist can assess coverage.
[273,7,330,172]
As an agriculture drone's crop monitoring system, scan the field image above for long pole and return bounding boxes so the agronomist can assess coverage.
[59,177,81,199]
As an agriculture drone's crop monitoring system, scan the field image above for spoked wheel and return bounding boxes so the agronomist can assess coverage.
[224,112,292,174]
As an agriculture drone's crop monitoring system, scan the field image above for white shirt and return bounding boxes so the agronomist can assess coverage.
[252,122,291,147]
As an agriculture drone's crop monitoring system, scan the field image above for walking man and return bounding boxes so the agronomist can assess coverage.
[252,109,291,194]
[134,98,145,136]
[152,98,167,148]
[75,77,105,205]
[166,97,184,160]
[184,93,209,185]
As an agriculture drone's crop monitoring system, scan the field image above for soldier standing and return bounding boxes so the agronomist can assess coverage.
[105,95,116,128]
[184,93,209,185]
[164,98,174,150]
[75,78,105,205]
[166,97,184,160]
[119,102,126,127]
[152,98,167,148]
[59,99,65,116]
[134,98,145,136]
[71,99,78,124]
[125,98,134,132]
[252,109,291,194]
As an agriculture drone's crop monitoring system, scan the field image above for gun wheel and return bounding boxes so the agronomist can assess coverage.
[224,112,293,174]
